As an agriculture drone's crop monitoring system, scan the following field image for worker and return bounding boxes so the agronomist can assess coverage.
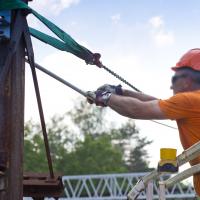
[87,48,200,196]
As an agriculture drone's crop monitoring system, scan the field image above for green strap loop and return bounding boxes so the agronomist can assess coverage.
[29,28,67,51]
[31,10,94,63]
[0,0,95,64]
[0,0,28,10]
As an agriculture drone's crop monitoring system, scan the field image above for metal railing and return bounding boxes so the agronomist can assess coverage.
[60,173,195,200]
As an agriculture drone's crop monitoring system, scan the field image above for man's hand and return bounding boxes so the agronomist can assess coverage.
[97,84,123,95]
[86,90,112,107]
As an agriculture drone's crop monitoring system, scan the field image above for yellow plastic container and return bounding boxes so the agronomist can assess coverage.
[160,148,177,160]
[158,148,178,173]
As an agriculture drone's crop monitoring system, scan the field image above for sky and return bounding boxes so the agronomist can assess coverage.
[24,0,200,172]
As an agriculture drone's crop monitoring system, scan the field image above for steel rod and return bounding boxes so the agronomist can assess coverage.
[25,58,87,97]
[24,27,55,178]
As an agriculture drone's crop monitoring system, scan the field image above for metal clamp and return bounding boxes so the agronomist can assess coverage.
[0,10,11,42]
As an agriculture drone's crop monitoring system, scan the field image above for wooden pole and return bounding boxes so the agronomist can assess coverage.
[0,6,26,200]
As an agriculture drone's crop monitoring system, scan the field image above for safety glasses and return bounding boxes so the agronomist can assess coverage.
[171,74,188,85]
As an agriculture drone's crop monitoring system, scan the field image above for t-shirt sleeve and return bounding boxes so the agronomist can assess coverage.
[158,93,196,120]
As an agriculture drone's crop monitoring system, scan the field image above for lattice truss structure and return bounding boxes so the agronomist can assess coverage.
[60,173,195,200]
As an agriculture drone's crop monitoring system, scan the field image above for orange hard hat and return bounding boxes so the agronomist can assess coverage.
[172,48,200,71]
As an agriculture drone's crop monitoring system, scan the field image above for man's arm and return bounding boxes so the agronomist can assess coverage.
[95,84,157,101]
[123,89,158,101]
[107,94,166,120]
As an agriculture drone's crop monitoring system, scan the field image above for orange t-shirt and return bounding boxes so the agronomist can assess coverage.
[159,90,200,195]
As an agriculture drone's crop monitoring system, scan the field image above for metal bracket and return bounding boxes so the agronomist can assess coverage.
[23,172,63,198]
[0,10,11,42]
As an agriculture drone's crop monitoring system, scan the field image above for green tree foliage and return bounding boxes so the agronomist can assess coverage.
[110,120,152,172]
[127,137,152,172]
[24,99,152,174]
[24,121,48,172]
[63,134,126,175]
[68,100,107,136]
